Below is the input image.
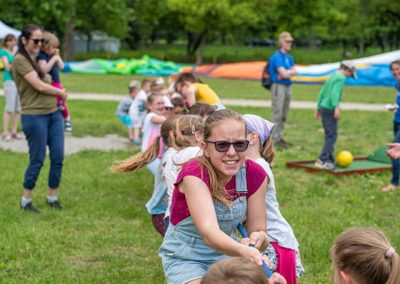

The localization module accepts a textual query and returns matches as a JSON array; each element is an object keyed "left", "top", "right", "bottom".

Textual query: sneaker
[
  {"left": 281, "top": 139, "right": 293, "bottom": 147},
  {"left": 131, "top": 139, "right": 141, "bottom": 146},
  {"left": 47, "top": 200, "right": 64, "bottom": 210},
  {"left": 21, "top": 202, "right": 41, "bottom": 213},
  {"left": 381, "top": 183, "right": 397, "bottom": 192},
  {"left": 274, "top": 139, "right": 288, "bottom": 149},
  {"left": 65, "top": 120, "right": 72, "bottom": 132},
  {"left": 314, "top": 159, "right": 325, "bottom": 169},
  {"left": 314, "top": 159, "right": 335, "bottom": 170},
  {"left": 324, "top": 161, "right": 336, "bottom": 170}
]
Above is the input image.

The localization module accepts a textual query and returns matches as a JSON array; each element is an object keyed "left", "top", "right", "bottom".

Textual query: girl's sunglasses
[
  {"left": 30, "top": 38, "right": 45, "bottom": 45},
  {"left": 205, "top": 140, "right": 249, "bottom": 152}
]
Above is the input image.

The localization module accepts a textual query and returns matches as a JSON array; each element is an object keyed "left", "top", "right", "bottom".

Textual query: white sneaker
[{"left": 314, "top": 159, "right": 335, "bottom": 170}]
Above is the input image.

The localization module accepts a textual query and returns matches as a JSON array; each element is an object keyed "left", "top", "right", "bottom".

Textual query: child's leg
[
  {"left": 133, "top": 127, "right": 140, "bottom": 141},
  {"left": 271, "top": 242, "right": 297, "bottom": 284},
  {"left": 56, "top": 96, "right": 70, "bottom": 120},
  {"left": 391, "top": 122, "right": 400, "bottom": 185},
  {"left": 319, "top": 108, "right": 337, "bottom": 162}
]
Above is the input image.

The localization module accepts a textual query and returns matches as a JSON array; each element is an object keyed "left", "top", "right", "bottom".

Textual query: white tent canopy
[{"left": 0, "top": 21, "right": 21, "bottom": 39}]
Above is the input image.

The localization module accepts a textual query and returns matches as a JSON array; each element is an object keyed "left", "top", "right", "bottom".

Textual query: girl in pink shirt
[{"left": 159, "top": 109, "right": 270, "bottom": 284}]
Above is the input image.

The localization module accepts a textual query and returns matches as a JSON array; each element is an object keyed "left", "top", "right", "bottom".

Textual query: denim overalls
[{"left": 159, "top": 166, "right": 247, "bottom": 284}]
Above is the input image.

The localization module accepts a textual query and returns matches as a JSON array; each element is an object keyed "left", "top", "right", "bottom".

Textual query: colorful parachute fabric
[
  {"left": 63, "top": 55, "right": 186, "bottom": 76},
  {"left": 184, "top": 50, "right": 400, "bottom": 87}
]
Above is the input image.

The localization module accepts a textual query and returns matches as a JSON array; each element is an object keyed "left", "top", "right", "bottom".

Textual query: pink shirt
[{"left": 170, "top": 159, "right": 267, "bottom": 225}]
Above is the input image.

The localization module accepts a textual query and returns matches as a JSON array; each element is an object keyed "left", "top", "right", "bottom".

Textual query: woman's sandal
[
  {"left": 11, "top": 133, "right": 23, "bottom": 140},
  {"left": 2, "top": 133, "right": 12, "bottom": 142}
]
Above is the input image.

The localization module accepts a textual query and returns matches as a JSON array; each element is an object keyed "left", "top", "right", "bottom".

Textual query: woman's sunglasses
[
  {"left": 205, "top": 140, "right": 249, "bottom": 152},
  {"left": 30, "top": 38, "right": 45, "bottom": 45}
]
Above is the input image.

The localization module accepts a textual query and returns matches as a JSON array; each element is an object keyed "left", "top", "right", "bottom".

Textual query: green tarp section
[{"left": 63, "top": 55, "right": 187, "bottom": 76}]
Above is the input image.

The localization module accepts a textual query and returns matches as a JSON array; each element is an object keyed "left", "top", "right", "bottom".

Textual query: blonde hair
[
  {"left": 112, "top": 116, "right": 177, "bottom": 173},
  {"left": 174, "top": 115, "right": 204, "bottom": 148},
  {"left": 197, "top": 109, "right": 246, "bottom": 207},
  {"left": 261, "top": 136, "right": 275, "bottom": 164},
  {"left": 42, "top": 31, "right": 59, "bottom": 51},
  {"left": 331, "top": 228, "right": 400, "bottom": 284},
  {"left": 162, "top": 115, "right": 180, "bottom": 147},
  {"left": 201, "top": 257, "right": 267, "bottom": 284}
]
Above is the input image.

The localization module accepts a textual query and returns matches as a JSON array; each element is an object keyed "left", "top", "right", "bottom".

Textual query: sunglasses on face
[
  {"left": 205, "top": 140, "right": 249, "bottom": 152},
  {"left": 30, "top": 38, "right": 45, "bottom": 45}
]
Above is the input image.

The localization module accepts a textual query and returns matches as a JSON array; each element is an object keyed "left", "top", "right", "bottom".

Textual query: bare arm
[
  {"left": 150, "top": 114, "right": 166, "bottom": 124},
  {"left": 1, "top": 56, "right": 12, "bottom": 72},
  {"left": 181, "top": 176, "right": 265, "bottom": 264},
  {"left": 277, "top": 67, "right": 295, "bottom": 79},
  {"left": 38, "top": 56, "right": 60, "bottom": 74},
  {"left": 23, "top": 71, "right": 67, "bottom": 100},
  {"left": 54, "top": 49, "right": 64, "bottom": 70},
  {"left": 246, "top": 177, "right": 268, "bottom": 251},
  {"left": 185, "top": 85, "right": 196, "bottom": 106}
]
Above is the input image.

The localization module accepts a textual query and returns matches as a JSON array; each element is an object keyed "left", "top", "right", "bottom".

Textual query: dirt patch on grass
[{"left": 0, "top": 134, "right": 131, "bottom": 155}]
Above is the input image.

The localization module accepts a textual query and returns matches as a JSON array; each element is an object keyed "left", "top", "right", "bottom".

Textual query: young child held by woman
[{"left": 37, "top": 31, "right": 71, "bottom": 131}]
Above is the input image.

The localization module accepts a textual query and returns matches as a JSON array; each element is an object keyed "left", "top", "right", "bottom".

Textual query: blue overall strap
[
  {"left": 237, "top": 224, "right": 273, "bottom": 279},
  {"left": 235, "top": 164, "right": 247, "bottom": 194}
]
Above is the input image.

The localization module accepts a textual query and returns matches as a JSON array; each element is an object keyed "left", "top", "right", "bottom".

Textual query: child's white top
[
  {"left": 129, "top": 90, "right": 147, "bottom": 117},
  {"left": 141, "top": 112, "right": 163, "bottom": 152},
  {"left": 164, "top": 146, "right": 202, "bottom": 218},
  {"left": 255, "top": 157, "right": 299, "bottom": 250}
]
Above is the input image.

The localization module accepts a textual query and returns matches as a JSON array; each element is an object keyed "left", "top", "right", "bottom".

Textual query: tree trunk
[
  {"left": 358, "top": 38, "right": 365, "bottom": 55},
  {"left": 340, "top": 40, "right": 346, "bottom": 59},
  {"left": 62, "top": 18, "right": 75, "bottom": 61},
  {"left": 86, "top": 32, "right": 92, "bottom": 53},
  {"left": 196, "top": 34, "right": 207, "bottom": 66},
  {"left": 187, "top": 32, "right": 193, "bottom": 55}
]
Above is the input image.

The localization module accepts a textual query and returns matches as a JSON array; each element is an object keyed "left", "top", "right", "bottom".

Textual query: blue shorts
[{"left": 117, "top": 114, "right": 132, "bottom": 128}]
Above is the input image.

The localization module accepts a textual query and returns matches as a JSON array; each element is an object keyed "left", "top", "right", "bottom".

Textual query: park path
[
  {"left": 54, "top": 92, "right": 387, "bottom": 112},
  {"left": 0, "top": 90, "right": 388, "bottom": 155},
  {"left": 0, "top": 89, "right": 387, "bottom": 111}
]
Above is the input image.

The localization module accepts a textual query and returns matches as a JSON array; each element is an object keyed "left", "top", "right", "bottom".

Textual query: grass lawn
[
  {"left": 1, "top": 97, "right": 399, "bottom": 283},
  {"left": 0, "top": 71, "right": 395, "bottom": 104}
]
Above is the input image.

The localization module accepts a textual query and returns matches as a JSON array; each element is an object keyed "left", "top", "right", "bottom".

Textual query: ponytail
[
  {"left": 331, "top": 228, "right": 400, "bottom": 284},
  {"left": 260, "top": 136, "right": 275, "bottom": 164},
  {"left": 112, "top": 138, "right": 160, "bottom": 173},
  {"left": 17, "top": 24, "right": 45, "bottom": 79}
]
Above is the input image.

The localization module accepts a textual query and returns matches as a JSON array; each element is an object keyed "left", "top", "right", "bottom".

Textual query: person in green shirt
[
  {"left": 314, "top": 61, "right": 356, "bottom": 170},
  {"left": 1, "top": 34, "right": 21, "bottom": 142},
  {"left": 12, "top": 24, "right": 68, "bottom": 213}
]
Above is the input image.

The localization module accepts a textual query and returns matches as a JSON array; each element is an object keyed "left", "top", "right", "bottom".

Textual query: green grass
[
  {"left": 72, "top": 44, "right": 388, "bottom": 65},
  {"left": 1, "top": 97, "right": 399, "bottom": 283},
  {"left": 2, "top": 72, "right": 392, "bottom": 104}
]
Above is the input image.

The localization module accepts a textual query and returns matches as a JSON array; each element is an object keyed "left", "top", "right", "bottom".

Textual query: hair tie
[{"left": 386, "top": 246, "right": 395, "bottom": 258}]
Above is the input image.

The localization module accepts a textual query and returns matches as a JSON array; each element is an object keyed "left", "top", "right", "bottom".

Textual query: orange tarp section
[
  {"left": 208, "top": 61, "right": 265, "bottom": 79},
  {"left": 182, "top": 62, "right": 266, "bottom": 80}
]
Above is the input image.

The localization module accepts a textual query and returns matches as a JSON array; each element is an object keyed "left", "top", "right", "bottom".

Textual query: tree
[
  {"left": 168, "top": 0, "right": 268, "bottom": 65},
  {"left": 76, "top": 0, "right": 132, "bottom": 53},
  {"left": 1, "top": 0, "right": 132, "bottom": 59}
]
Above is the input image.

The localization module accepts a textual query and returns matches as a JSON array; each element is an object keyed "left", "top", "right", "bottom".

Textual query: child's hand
[
  {"left": 334, "top": 107, "right": 341, "bottom": 119},
  {"left": 240, "top": 244, "right": 264, "bottom": 266},
  {"left": 269, "top": 272, "right": 287, "bottom": 284},
  {"left": 248, "top": 230, "right": 268, "bottom": 251},
  {"left": 314, "top": 109, "right": 320, "bottom": 119},
  {"left": 53, "top": 48, "right": 60, "bottom": 56},
  {"left": 59, "top": 89, "right": 68, "bottom": 101}
]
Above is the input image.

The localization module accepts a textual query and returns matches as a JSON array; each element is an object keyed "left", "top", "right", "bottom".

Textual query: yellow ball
[{"left": 336, "top": 151, "right": 353, "bottom": 168}]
